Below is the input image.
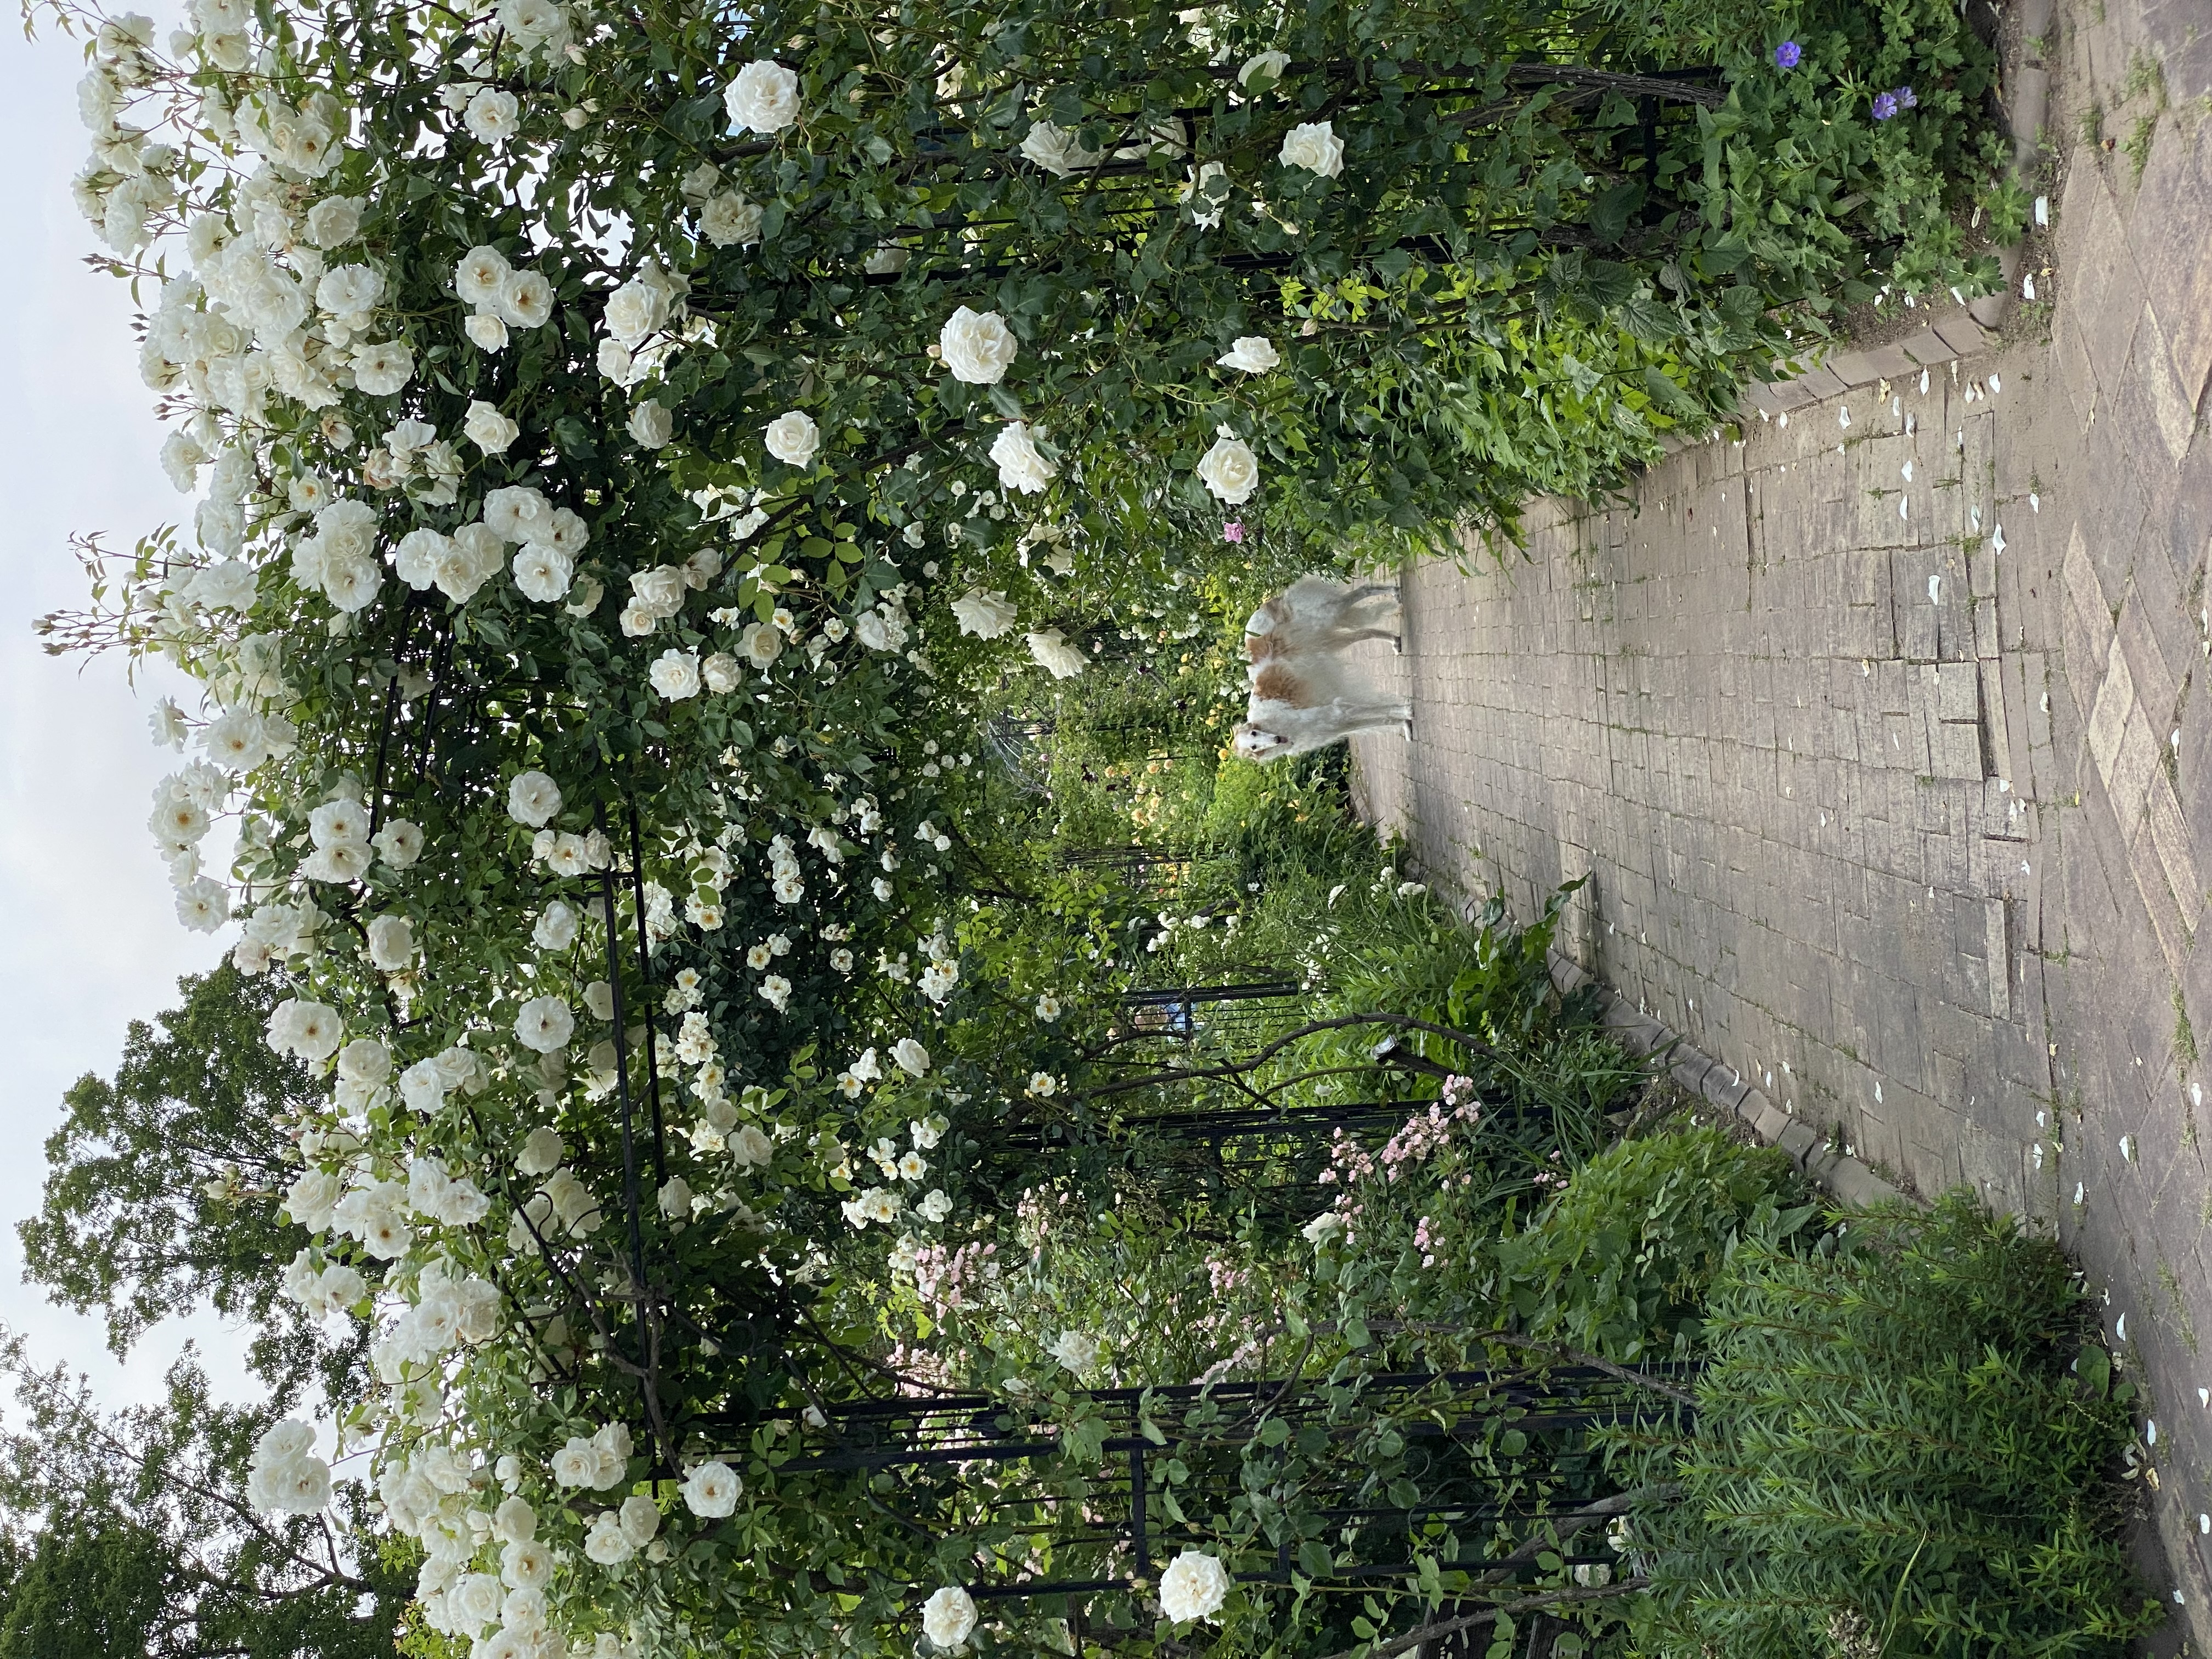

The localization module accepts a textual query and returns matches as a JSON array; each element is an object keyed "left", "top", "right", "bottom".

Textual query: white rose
[
  {"left": 922, "top": 1585, "right": 978, "bottom": 1650},
  {"left": 516, "top": 1125, "right": 565, "bottom": 1178},
  {"left": 583, "top": 1511, "right": 633, "bottom": 1565},
  {"left": 681, "top": 1459, "right": 741, "bottom": 1518},
  {"left": 511, "top": 544, "right": 574, "bottom": 602},
  {"left": 532, "top": 900, "right": 578, "bottom": 952},
  {"left": 764, "top": 410, "right": 819, "bottom": 467},
  {"left": 950, "top": 588, "right": 1017, "bottom": 639},
  {"left": 738, "top": 620, "right": 783, "bottom": 668},
  {"left": 464, "top": 400, "right": 521, "bottom": 454},
  {"left": 1158, "top": 1549, "right": 1231, "bottom": 1623},
  {"left": 374, "top": 818, "right": 424, "bottom": 867},
  {"left": 464, "top": 87, "right": 520, "bottom": 143},
  {"left": 465, "top": 310, "right": 510, "bottom": 351},
  {"left": 1026, "top": 627, "right": 1088, "bottom": 679},
  {"left": 352, "top": 341, "right": 415, "bottom": 396},
  {"left": 514, "top": 995, "right": 574, "bottom": 1054},
  {"left": 628, "top": 399, "right": 674, "bottom": 449},
  {"left": 1218, "top": 335, "right": 1280, "bottom": 374},
  {"left": 988, "top": 421, "right": 1056, "bottom": 494},
  {"left": 1238, "top": 49, "right": 1290, "bottom": 89},
  {"left": 702, "top": 652, "right": 741, "bottom": 692},
  {"left": 454, "top": 245, "right": 511, "bottom": 307},
  {"left": 650, "top": 648, "right": 702, "bottom": 700},
  {"left": 303, "top": 195, "right": 363, "bottom": 247},
  {"left": 724, "top": 60, "right": 801, "bottom": 134},
  {"left": 1018, "top": 119, "right": 1102, "bottom": 177},
  {"left": 602, "top": 280, "right": 666, "bottom": 347},
  {"left": 698, "top": 191, "right": 763, "bottom": 247},
  {"left": 1048, "top": 1329, "right": 1100, "bottom": 1373},
  {"left": 938, "top": 306, "right": 1018, "bottom": 385},
  {"left": 496, "top": 268, "right": 554, "bottom": 329},
  {"left": 1279, "top": 119, "right": 1344, "bottom": 177},
  {"left": 506, "top": 769, "right": 562, "bottom": 827},
  {"left": 366, "top": 913, "right": 414, "bottom": 970},
  {"left": 890, "top": 1037, "right": 930, "bottom": 1077},
  {"left": 1197, "top": 430, "right": 1260, "bottom": 504}
]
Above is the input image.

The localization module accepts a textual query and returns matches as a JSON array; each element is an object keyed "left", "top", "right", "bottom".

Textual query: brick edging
[{"left": 1545, "top": 950, "right": 1911, "bottom": 1209}]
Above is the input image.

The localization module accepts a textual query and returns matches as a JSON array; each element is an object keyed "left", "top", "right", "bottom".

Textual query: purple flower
[
  {"left": 1222, "top": 521, "right": 1246, "bottom": 544},
  {"left": 1895, "top": 84, "right": 1918, "bottom": 108},
  {"left": 1871, "top": 91, "right": 1899, "bottom": 120},
  {"left": 1773, "top": 40, "right": 1801, "bottom": 68}
]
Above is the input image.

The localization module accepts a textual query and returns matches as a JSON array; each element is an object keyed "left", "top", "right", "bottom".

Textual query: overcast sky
[{"left": 0, "top": 12, "right": 264, "bottom": 1409}]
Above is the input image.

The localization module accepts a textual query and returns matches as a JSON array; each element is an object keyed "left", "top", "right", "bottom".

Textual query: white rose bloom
[
  {"left": 583, "top": 1511, "right": 633, "bottom": 1565},
  {"left": 939, "top": 306, "right": 1018, "bottom": 385},
  {"left": 448, "top": 1572, "right": 503, "bottom": 1635},
  {"left": 1184, "top": 160, "right": 1231, "bottom": 227},
  {"left": 732, "top": 622, "right": 782, "bottom": 667},
  {"left": 1197, "top": 430, "right": 1261, "bottom": 504},
  {"left": 464, "top": 87, "right": 520, "bottom": 143},
  {"left": 395, "top": 528, "right": 450, "bottom": 590},
  {"left": 496, "top": 268, "right": 554, "bottom": 329},
  {"left": 724, "top": 60, "right": 801, "bottom": 134},
  {"left": 337, "top": 1036, "right": 392, "bottom": 1085},
  {"left": 702, "top": 651, "right": 741, "bottom": 692},
  {"left": 316, "top": 264, "right": 384, "bottom": 324},
  {"left": 1302, "top": 1210, "right": 1346, "bottom": 1244},
  {"left": 267, "top": 998, "right": 344, "bottom": 1063},
  {"left": 1279, "top": 119, "right": 1344, "bottom": 177},
  {"left": 891, "top": 1037, "right": 931, "bottom": 1077},
  {"left": 246, "top": 1419, "right": 332, "bottom": 1514},
  {"left": 628, "top": 399, "right": 674, "bottom": 449},
  {"left": 374, "top": 818, "right": 425, "bottom": 867},
  {"left": 465, "top": 310, "right": 510, "bottom": 351},
  {"left": 284, "top": 1169, "right": 342, "bottom": 1232},
  {"left": 464, "top": 400, "right": 521, "bottom": 453},
  {"left": 455, "top": 245, "right": 512, "bottom": 307},
  {"left": 1238, "top": 49, "right": 1290, "bottom": 88},
  {"left": 532, "top": 901, "right": 579, "bottom": 952},
  {"left": 366, "top": 912, "right": 414, "bottom": 970},
  {"left": 1019, "top": 120, "right": 1102, "bottom": 176},
  {"left": 950, "top": 588, "right": 1017, "bottom": 639},
  {"left": 550, "top": 1435, "right": 599, "bottom": 1487},
  {"left": 1026, "top": 627, "right": 1088, "bottom": 679},
  {"left": 174, "top": 876, "right": 230, "bottom": 932},
  {"left": 1218, "top": 335, "right": 1281, "bottom": 374},
  {"left": 512, "top": 544, "right": 575, "bottom": 602},
  {"left": 492, "top": 1496, "right": 537, "bottom": 1544},
  {"left": 514, "top": 995, "right": 574, "bottom": 1053},
  {"left": 921, "top": 1585, "right": 978, "bottom": 1650},
  {"left": 988, "top": 421, "right": 1056, "bottom": 494},
  {"left": 699, "top": 191, "right": 763, "bottom": 247},
  {"left": 516, "top": 1125, "right": 565, "bottom": 1176},
  {"left": 1159, "top": 1549, "right": 1232, "bottom": 1622},
  {"left": 500, "top": 1538, "right": 554, "bottom": 1589},
  {"left": 681, "top": 1459, "right": 741, "bottom": 1517},
  {"left": 507, "top": 770, "right": 562, "bottom": 827},
  {"left": 304, "top": 195, "right": 363, "bottom": 247},
  {"left": 764, "top": 410, "right": 819, "bottom": 467},
  {"left": 352, "top": 341, "right": 415, "bottom": 396},
  {"left": 1048, "top": 1329, "right": 1101, "bottom": 1373},
  {"left": 602, "top": 280, "right": 665, "bottom": 347},
  {"left": 864, "top": 244, "right": 910, "bottom": 275},
  {"left": 650, "top": 648, "right": 702, "bottom": 700}
]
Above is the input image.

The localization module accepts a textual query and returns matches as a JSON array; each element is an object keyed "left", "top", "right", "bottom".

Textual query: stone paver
[{"left": 1350, "top": 23, "right": 2212, "bottom": 1630}]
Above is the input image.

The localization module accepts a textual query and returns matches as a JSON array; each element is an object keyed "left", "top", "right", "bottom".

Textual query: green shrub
[
  {"left": 1497, "top": 1124, "right": 1816, "bottom": 1362},
  {"left": 1623, "top": 1194, "right": 2161, "bottom": 1657}
]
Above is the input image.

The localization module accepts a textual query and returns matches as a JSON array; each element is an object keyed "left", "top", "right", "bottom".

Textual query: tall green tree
[{"left": 21, "top": 964, "right": 352, "bottom": 1402}]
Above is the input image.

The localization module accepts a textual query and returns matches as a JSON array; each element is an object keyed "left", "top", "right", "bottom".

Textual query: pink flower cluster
[
  {"left": 1314, "top": 1079, "right": 1484, "bottom": 1249},
  {"left": 913, "top": 1239, "right": 996, "bottom": 1318}
]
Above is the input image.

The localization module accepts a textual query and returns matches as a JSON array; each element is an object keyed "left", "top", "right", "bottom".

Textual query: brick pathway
[{"left": 1351, "top": 16, "right": 2212, "bottom": 1626}]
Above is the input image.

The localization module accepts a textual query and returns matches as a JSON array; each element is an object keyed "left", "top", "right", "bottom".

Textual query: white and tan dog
[{"left": 1232, "top": 577, "right": 1410, "bottom": 761}]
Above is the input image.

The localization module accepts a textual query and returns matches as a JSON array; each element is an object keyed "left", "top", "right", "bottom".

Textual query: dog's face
[{"left": 1232, "top": 724, "right": 1290, "bottom": 760}]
